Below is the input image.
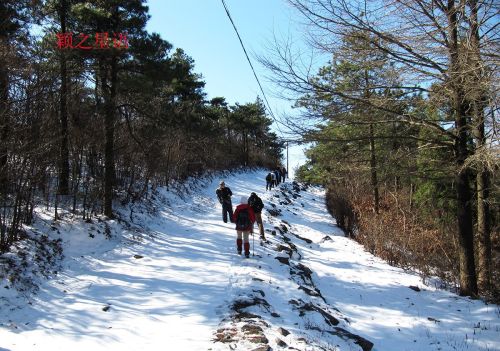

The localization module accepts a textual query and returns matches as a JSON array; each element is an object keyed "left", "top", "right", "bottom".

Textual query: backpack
[
  {"left": 249, "top": 195, "right": 263, "bottom": 212},
  {"left": 236, "top": 208, "right": 251, "bottom": 230},
  {"left": 266, "top": 173, "right": 272, "bottom": 182}
]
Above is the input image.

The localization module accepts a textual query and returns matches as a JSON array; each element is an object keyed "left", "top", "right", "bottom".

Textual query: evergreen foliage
[
  {"left": 284, "top": 8, "right": 499, "bottom": 299},
  {"left": 0, "top": 1, "right": 282, "bottom": 252}
]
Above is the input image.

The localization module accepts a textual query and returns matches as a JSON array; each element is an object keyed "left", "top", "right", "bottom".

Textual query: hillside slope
[{"left": 0, "top": 170, "right": 498, "bottom": 351}]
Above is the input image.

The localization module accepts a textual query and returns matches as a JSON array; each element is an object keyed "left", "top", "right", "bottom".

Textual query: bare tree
[{"left": 261, "top": 0, "right": 499, "bottom": 296}]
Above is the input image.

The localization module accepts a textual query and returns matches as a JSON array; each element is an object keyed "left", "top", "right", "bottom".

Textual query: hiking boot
[
  {"left": 244, "top": 252, "right": 250, "bottom": 258},
  {"left": 236, "top": 239, "right": 242, "bottom": 254},
  {"left": 244, "top": 242, "right": 250, "bottom": 256}
]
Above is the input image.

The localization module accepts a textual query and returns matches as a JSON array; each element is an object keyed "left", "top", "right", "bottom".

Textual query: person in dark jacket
[
  {"left": 271, "top": 171, "right": 276, "bottom": 188},
  {"left": 248, "top": 192, "right": 265, "bottom": 240},
  {"left": 265, "top": 172, "right": 273, "bottom": 191},
  {"left": 281, "top": 166, "right": 287, "bottom": 182},
  {"left": 233, "top": 196, "right": 256, "bottom": 257},
  {"left": 216, "top": 180, "right": 233, "bottom": 223}
]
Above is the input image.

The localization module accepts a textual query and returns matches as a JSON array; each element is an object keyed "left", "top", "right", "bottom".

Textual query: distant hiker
[
  {"left": 281, "top": 166, "right": 287, "bottom": 182},
  {"left": 216, "top": 181, "right": 233, "bottom": 223},
  {"left": 233, "top": 195, "right": 256, "bottom": 258},
  {"left": 274, "top": 169, "right": 281, "bottom": 185},
  {"left": 271, "top": 172, "right": 276, "bottom": 188},
  {"left": 248, "top": 192, "right": 265, "bottom": 240},
  {"left": 265, "top": 172, "right": 273, "bottom": 191}
]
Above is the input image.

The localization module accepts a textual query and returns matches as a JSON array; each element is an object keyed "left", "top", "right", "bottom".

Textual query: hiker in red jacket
[{"left": 233, "top": 195, "right": 256, "bottom": 258}]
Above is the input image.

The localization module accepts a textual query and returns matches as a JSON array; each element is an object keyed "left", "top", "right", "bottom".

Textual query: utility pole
[{"left": 286, "top": 141, "right": 289, "bottom": 179}]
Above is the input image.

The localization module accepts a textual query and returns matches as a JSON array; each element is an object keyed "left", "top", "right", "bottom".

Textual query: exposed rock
[
  {"left": 295, "top": 263, "right": 313, "bottom": 278},
  {"left": 234, "top": 312, "right": 260, "bottom": 321},
  {"left": 298, "top": 302, "right": 339, "bottom": 326},
  {"left": 133, "top": 254, "right": 143, "bottom": 259},
  {"left": 261, "top": 320, "right": 270, "bottom": 327},
  {"left": 409, "top": 285, "right": 421, "bottom": 292},
  {"left": 253, "top": 289, "right": 265, "bottom": 297},
  {"left": 248, "top": 335, "right": 269, "bottom": 344},
  {"left": 250, "top": 346, "right": 270, "bottom": 351},
  {"left": 275, "top": 338, "right": 287, "bottom": 347},
  {"left": 213, "top": 327, "right": 238, "bottom": 343},
  {"left": 268, "top": 208, "right": 281, "bottom": 217},
  {"left": 232, "top": 296, "right": 270, "bottom": 311},
  {"left": 291, "top": 233, "right": 313, "bottom": 244},
  {"left": 242, "top": 324, "right": 263, "bottom": 335},
  {"left": 298, "top": 285, "right": 323, "bottom": 299},
  {"left": 321, "top": 235, "right": 332, "bottom": 242},
  {"left": 275, "top": 256, "right": 290, "bottom": 265},
  {"left": 276, "top": 245, "right": 293, "bottom": 257},
  {"left": 331, "top": 327, "right": 374, "bottom": 351},
  {"left": 277, "top": 327, "right": 290, "bottom": 336}
]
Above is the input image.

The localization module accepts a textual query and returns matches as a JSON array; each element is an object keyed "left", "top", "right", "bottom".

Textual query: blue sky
[{"left": 145, "top": 0, "right": 309, "bottom": 176}]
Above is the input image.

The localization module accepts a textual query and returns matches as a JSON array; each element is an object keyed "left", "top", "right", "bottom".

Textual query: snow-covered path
[{"left": 0, "top": 170, "right": 498, "bottom": 351}]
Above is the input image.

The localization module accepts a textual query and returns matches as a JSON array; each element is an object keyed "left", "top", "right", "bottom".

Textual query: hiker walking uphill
[
  {"left": 216, "top": 181, "right": 233, "bottom": 223},
  {"left": 281, "top": 166, "right": 287, "bottom": 182},
  {"left": 248, "top": 192, "right": 265, "bottom": 241},
  {"left": 265, "top": 172, "right": 273, "bottom": 191},
  {"left": 233, "top": 196, "right": 256, "bottom": 258}
]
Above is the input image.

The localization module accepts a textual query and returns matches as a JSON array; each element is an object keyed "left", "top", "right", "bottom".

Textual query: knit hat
[{"left": 240, "top": 195, "right": 247, "bottom": 204}]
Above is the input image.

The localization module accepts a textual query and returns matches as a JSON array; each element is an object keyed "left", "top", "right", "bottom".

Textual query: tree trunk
[
  {"left": 0, "top": 57, "right": 8, "bottom": 194},
  {"left": 103, "top": 56, "right": 117, "bottom": 218},
  {"left": 476, "top": 162, "right": 491, "bottom": 292},
  {"left": 469, "top": 0, "right": 491, "bottom": 294},
  {"left": 365, "top": 70, "right": 379, "bottom": 213},
  {"left": 244, "top": 132, "right": 249, "bottom": 166},
  {"left": 447, "top": 0, "right": 477, "bottom": 296},
  {"left": 369, "top": 121, "right": 379, "bottom": 213},
  {"left": 58, "top": 0, "right": 70, "bottom": 195}
]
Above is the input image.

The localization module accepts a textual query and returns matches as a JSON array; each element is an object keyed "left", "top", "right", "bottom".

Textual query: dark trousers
[
  {"left": 266, "top": 181, "right": 272, "bottom": 190},
  {"left": 222, "top": 201, "right": 233, "bottom": 223},
  {"left": 254, "top": 212, "right": 265, "bottom": 239}
]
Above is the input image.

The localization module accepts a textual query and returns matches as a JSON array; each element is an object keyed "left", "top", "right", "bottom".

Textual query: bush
[
  {"left": 325, "top": 187, "right": 357, "bottom": 237},
  {"left": 326, "top": 187, "right": 461, "bottom": 289}
]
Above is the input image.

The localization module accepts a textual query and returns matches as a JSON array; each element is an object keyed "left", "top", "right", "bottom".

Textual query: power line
[{"left": 220, "top": 0, "right": 286, "bottom": 137}]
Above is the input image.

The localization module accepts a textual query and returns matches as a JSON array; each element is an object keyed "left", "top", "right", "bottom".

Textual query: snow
[{"left": 0, "top": 169, "right": 498, "bottom": 351}]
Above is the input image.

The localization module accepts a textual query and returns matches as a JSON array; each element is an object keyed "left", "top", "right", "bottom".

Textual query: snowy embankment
[{"left": 0, "top": 169, "right": 498, "bottom": 351}]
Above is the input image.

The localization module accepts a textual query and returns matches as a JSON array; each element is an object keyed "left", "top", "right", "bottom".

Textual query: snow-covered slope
[{"left": 0, "top": 170, "right": 498, "bottom": 351}]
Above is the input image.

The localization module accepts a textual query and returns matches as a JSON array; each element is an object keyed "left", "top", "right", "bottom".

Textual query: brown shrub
[{"left": 326, "top": 187, "right": 461, "bottom": 289}]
